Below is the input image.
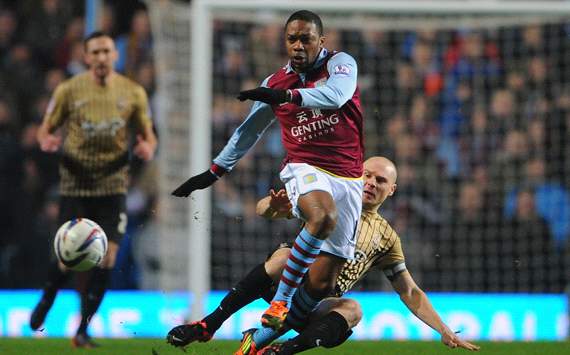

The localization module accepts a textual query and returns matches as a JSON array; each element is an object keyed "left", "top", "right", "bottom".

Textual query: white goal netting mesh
[{"left": 149, "top": 1, "right": 570, "bottom": 293}]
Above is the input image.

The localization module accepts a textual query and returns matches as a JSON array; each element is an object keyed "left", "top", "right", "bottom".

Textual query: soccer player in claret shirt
[
  {"left": 168, "top": 157, "right": 480, "bottom": 354},
  {"left": 171, "top": 9, "right": 364, "bottom": 351},
  {"left": 30, "top": 31, "right": 157, "bottom": 348}
]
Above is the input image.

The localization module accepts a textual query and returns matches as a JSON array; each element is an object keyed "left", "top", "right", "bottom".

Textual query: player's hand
[
  {"left": 269, "top": 189, "right": 292, "bottom": 214},
  {"left": 441, "top": 329, "right": 480, "bottom": 351},
  {"left": 171, "top": 164, "right": 226, "bottom": 197},
  {"left": 237, "top": 87, "right": 288, "bottom": 105},
  {"left": 38, "top": 133, "right": 62, "bottom": 153},
  {"left": 133, "top": 134, "right": 155, "bottom": 161}
]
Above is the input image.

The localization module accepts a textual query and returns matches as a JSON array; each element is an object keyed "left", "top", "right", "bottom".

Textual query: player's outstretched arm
[
  {"left": 256, "top": 189, "right": 292, "bottom": 219},
  {"left": 173, "top": 76, "right": 277, "bottom": 198},
  {"left": 391, "top": 271, "right": 480, "bottom": 351},
  {"left": 171, "top": 163, "right": 226, "bottom": 197}
]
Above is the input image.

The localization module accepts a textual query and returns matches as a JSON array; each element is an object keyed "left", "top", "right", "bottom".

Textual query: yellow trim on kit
[{"left": 314, "top": 166, "right": 364, "bottom": 181}]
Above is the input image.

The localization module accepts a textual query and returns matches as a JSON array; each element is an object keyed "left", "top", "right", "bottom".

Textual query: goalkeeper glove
[
  {"left": 171, "top": 163, "right": 226, "bottom": 197},
  {"left": 237, "top": 87, "right": 292, "bottom": 105}
]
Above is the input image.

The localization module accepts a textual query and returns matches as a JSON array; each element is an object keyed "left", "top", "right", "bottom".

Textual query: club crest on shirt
[
  {"left": 303, "top": 173, "right": 317, "bottom": 184},
  {"left": 117, "top": 98, "right": 128, "bottom": 111},
  {"left": 73, "top": 99, "right": 88, "bottom": 109}
]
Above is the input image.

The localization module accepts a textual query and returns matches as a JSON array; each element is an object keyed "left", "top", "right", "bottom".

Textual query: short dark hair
[
  {"left": 83, "top": 31, "right": 111, "bottom": 50},
  {"left": 285, "top": 10, "right": 323, "bottom": 36}
]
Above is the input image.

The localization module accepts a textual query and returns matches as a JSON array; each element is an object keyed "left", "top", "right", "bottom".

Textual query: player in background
[
  {"left": 30, "top": 31, "right": 157, "bottom": 348},
  {"left": 168, "top": 157, "right": 480, "bottom": 354},
  {"left": 172, "top": 10, "right": 364, "bottom": 348}
]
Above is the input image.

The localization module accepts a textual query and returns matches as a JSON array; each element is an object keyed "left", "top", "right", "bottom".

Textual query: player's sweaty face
[
  {"left": 285, "top": 20, "right": 324, "bottom": 72},
  {"left": 362, "top": 161, "right": 396, "bottom": 209},
  {"left": 85, "top": 37, "right": 117, "bottom": 79}
]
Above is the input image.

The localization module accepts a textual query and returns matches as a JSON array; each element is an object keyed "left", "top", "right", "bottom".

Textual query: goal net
[{"left": 147, "top": 0, "right": 570, "bottom": 314}]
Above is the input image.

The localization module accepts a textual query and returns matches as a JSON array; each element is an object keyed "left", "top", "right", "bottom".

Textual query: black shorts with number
[{"left": 59, "top": 194, "right": 127, "bottom": 243}]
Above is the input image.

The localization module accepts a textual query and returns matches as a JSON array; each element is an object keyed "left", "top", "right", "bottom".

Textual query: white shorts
[{"left": 279, "top": 163, "right": 363, "bottom": 259}]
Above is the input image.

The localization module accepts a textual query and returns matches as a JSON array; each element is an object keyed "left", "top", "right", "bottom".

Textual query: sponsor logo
[
  {"left": 334, "top": 64, "right": 351, "bottom": 75},
  {"left": 291, "top": 110, "right": 340, "bottom": 142},
  {"left": 81, "top": 118, "right": 125, "bottom": 138}
]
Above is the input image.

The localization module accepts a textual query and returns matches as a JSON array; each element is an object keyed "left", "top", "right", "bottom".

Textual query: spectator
[
  {"left": 438, "top": 182, "right": 491, "bottom": 291},
  {"left": 458, "top": 105, "right": 495, "bottom": 174},
  {"left": 504, "top": 157, "right": 570, "bottom": 249},
  {"left": 65, "top": 40, "right": 86, "bottom": 75},
  {"left": 115, "top": 8, "right": 153, "bottom": 78},
  {"left": 0, "top": 9, "right": 18, "bottom": 59},
  {"left": 527, "top": 119, "right": 546, "bottom": 157},
  {"left": 248, "top": 23, "right": 284, "bottom": 81},
  {"left": 53, "top": 16, "right": 84, "bottom": 69},
  {"left": 489, "top": 129, "right": 529, "bottom": 205},
  {"left": 411, "top": 39, "right": 443, "bottom": 97},
  {"left": 501, "top": 189, "right": 563, "bottom": 292},
  {"left": 488, "top": 88, "right": 518, "bottom": 133},
  {"left": 43, "top": 68, "right": 66, "bottom": 94},
  {"left": 524, "top": 56, "right": 553, "bottom": 118},
  {"left": 3, "top": 43, "right": 42, "bottom": 125},
  {"left": 97, "top": 4, "right": 116, "bottom": 36},
  {"left": 0, "top": 99, "right": 23, "bottom": 287},
  {"left": 214, "top": 37, "right": 250, "bottom": 94},
  {"left": 393, "top": 134, "right": 443, "bottom": 226},
  {"left": 24, "top": 0, "right": 72, "bottom": 69}
]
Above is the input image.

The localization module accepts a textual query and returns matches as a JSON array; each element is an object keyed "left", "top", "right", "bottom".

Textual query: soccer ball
[{"left": 54, "top": 218, "right": 108, "bottom": 271}]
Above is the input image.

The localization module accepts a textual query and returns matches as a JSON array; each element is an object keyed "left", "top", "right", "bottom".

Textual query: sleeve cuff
[
  {"left": 210, "top": 163, "right": 227, "bottom": 178},
  {"left": 289, "top": 89, "right": 302, "bottom": 105}
]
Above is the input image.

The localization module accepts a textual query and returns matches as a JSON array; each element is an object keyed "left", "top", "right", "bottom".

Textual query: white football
[{"left": 54, "top": 218, "right": 108, "bottom": 271}]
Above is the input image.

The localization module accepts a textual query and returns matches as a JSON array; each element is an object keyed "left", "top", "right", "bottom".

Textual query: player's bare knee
[
  {"left": 306, "top": 210, "right": 337, "bottom": 237},
  {"left": 330, "top": 299, "right": 361, "bottom": 328},
  {"left": 344, "top": 299, "right": 363, "bottom": 327}
]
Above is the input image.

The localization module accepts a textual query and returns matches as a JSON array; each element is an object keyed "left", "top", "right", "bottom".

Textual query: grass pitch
[{"left": 0, "top": 338, "right": 568, "bottom": 355}]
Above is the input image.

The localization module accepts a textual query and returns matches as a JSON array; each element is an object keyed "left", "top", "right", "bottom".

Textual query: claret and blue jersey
[{"left": 214, "top": 48, "right": 364, "bottom": 178}]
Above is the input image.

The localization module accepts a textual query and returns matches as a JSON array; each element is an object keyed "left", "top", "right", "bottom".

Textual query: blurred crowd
[
  {"left": 0, "top": 0, "right": 157, "bottom": 289},
  {"left": 0, "top": 0, "right": 568, "bottom": 294},
  {"left": 209, "top": 18, "right": 570, "bottom": 293}
]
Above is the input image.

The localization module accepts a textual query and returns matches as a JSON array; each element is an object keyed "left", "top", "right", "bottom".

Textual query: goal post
[{"left": 148, "top": 0, "right": 570, "bottom": 322}]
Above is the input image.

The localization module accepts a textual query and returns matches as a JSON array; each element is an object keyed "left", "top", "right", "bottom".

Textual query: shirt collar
[{"left": 285, "top": 48, "right": 329, "bottom": 74}]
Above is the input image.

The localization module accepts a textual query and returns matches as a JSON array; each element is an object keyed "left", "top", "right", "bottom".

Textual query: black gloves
[
  {"left": 237, "top": 87, "right": 289, "bottom": 105},
  {"left": 171, "top": 164, "right": 226, "bottom": 197}
]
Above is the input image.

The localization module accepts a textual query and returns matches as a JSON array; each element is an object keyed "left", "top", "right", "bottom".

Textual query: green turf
[{"left": 0, "top": 338, "right": 569, "bottom": 355}]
